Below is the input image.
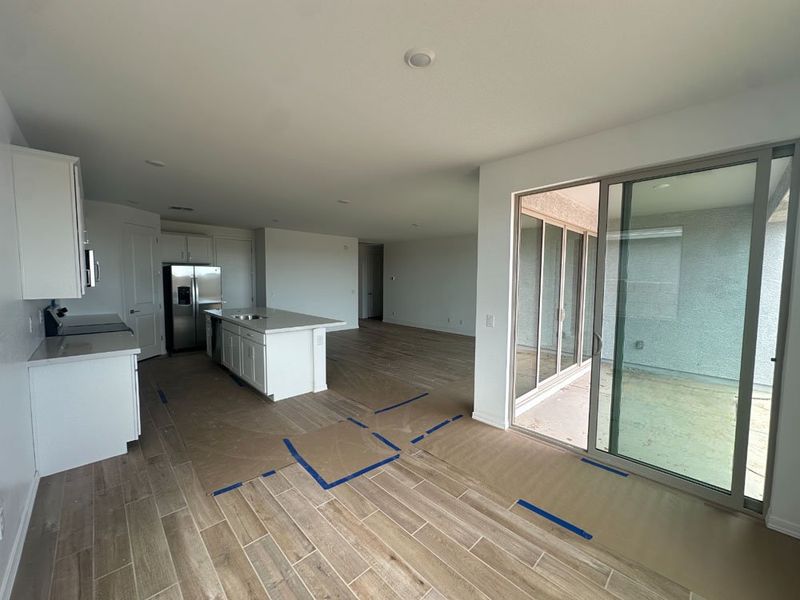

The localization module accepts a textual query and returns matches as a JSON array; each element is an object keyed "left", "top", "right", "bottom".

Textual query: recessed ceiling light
[
  {"left": 168, "top": 205, "right": 194, "bottom": 212},
  {"left": 145, "top": 159, "right": 166, "bottom": 167},
  {"left": 411, "top": 223, "right": 420, "bottom": 228},
  {"left": 404, "top": 48, "right": 435, "bottom": 69},
  {"left": 337, "top": 200, "right": 350, "bottom": 204},
  {"left": 653, "top": 182, "right": 671, "bottom": 190},
  {"left": 272, "top": 219, "right": 280, "bottom": 223}
]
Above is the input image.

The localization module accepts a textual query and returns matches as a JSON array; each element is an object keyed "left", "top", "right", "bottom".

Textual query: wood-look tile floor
[{"left": 11, "top": 321, "right": 694, "bottom": 600}]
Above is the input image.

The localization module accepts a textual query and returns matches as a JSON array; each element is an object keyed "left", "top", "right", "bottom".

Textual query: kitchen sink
[{"left": 232, "top": 314, "right": 264, "bottom": 320}]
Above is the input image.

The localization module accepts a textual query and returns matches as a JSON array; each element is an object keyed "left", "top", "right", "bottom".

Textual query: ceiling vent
[{"left": 168, "top": 206, "right": 194, "bottom": 212}]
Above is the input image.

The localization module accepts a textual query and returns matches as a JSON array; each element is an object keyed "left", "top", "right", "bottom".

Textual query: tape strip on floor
[
  {"left": 283, "top": 438, "right": 399, "bottom": 490},
  {"left": 516, "top": 498, "right": 593, "bottom": 540},
  {"left": 373, "top": 392, "right": 429, "bottom": 415},
  {"left": 580, "top": 457, "right": 629, "bottom": 477}
]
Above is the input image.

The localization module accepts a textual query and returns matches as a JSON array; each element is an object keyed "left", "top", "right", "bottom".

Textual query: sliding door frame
[{"left": 509, "top": 139, "right": 800, "bottom": 516}]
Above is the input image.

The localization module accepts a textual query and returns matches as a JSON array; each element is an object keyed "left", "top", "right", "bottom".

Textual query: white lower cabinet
[
  {"left": 220, "top": 321, "right": 267, "bottom": 394},
  {"left": 29, "top": 354, "right": 140, "bottom": 476}
]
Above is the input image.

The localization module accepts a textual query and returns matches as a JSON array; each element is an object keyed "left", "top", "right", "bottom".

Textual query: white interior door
[
  {"left": 122, "top": 224, "right": 161, "bottom": 360},
  {"left": 214, "top": 237, "right": 254, "bottom": 309}
]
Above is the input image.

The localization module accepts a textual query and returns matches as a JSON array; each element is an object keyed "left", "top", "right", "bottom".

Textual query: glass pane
[
  {"left": 561, "top": 231, "right": 583, "bottom": 369},
  {"left": 582, "top": 235, "right": 598, "bottom": 360},
  {"left": 597, "top": 161, "right": 757, "bottom": 491},
  {"left": 514, "top": 214, "right": 543, "bottom": 398},
  {"left": 539, "top": 223, "right": 563, "bottom": 382},
  {"left": 746, "top": 155, "right": 793, "bottom": 500}
]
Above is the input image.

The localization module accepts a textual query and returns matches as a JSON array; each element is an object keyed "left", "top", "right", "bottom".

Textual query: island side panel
[
  {"left": 312, "top": 327, "right": 327, "bottom": 393},
  {"left": 266, "top": 329, "right": 315, "bottom": 400}
]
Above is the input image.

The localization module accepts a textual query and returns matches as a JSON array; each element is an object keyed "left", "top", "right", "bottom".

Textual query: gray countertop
[
  {"left": 205, "top": 307, "right": 345, "bottom": 334},
  {"left": 28, "top": 331, "right": 141, "bottom": 366}
]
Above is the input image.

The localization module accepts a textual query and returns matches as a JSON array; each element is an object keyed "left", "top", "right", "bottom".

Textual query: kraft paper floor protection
[
  {"left": 285, "top": 419, "right": 398, "bottom": 486},
  {"left": 418, "top": 418, "right": 800, "bottom": 600},
  {"left": 140, "top": 354, "right": 295, "bottom": 494},
  {"left": 326, "top": 357, "right": 427, "bottom": 411}
]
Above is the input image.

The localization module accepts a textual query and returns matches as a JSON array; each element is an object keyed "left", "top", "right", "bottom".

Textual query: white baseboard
[
  {"left": 766, "top": 512, "right": 800, "bottom": 540},
  {"left": 382, "top": 317, "right": 475, "bottom": 338},
  {"left": 0, "top": 472, "right": 40, "bottom": 600},
  {"left": 471, "top": 410, "right": 508, "bottom": 430}
]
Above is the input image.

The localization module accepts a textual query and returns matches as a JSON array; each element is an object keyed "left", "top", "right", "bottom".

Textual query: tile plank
[
  {"left": 126, "top": 495, "right": 178, "bottom": 599},
  {"left": 246, "top": 535, "right": 313, "bottom": 600},
  {"left": 293, "top": 552, "right": 357, "bottom": 600},
  {"left": 535, "top": 553, "right": 617, "bottom": 600},
  {"left": 94, "top": 456, "right": 122, "bottom": 493},
  {"left": 162, "top": 508, "right": 225, "bottom": 600},
  {"left": 281, "top": 463, "right": 332, "bottom": 506},
  {"left": 120, "top": 443, "right": 152, "bottom": 504},
  {"left": 329, "top": 483, "right": 377, "bottom": 520},
  {"left": 145, "top": 454, "right": 186, "bottom": 517},
  {"left": 397, "top": 455, "right": 467, "bottom": 497},
  {"left": 349, "top": 475, "right": 425, "bottom": 534},
  {"left": 414, "top": 524, "right": 530, "bottom": 600},
  {"left": 362, "top": 511, "right": 486, "bottom": 600},
  {"left": 319, "top": 499, "right": 430, "bottom": 600},
  {"left": 350, "top": 569, "right": 402, "bottom": 600},
  {"left": 470, "top": 538, "right": 565, "bottom": 600},
  {"left": 276, "top": 488, "right": 367, "bottom": 583},
  {"left": 93, "top": 485, "right": 131, "bottom": 578},
  {"left": 50, "top": 547, "right": 92, "bottom": 600},
  {"left": 239, "top": 480, "right": 314, "bottom": 563},
  {"left": 140, "top": 418, "right": 167, "bottom": 460},
  {"left": 261, "top": 470, "right": 293, "bottom": 496},
  {"left": 159, "top": 426, "right": 189, "bottom": 466},
  {"left": 96, "top": 564, "right": 137, "bottom": 600},
  {"left": 215, "top": 488, "right": 267, "bottom": 546},
  {"left": 56, "top": 467, "right": 93, "bottom": 560},
  {"left": 201, "top": 521, "right": 269, "bottom": 600},
  {"left": 172, "top": 461, "right": 224, "bottom": 531}
]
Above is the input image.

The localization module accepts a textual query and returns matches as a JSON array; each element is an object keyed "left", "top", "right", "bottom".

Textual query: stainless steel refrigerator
[{"left": 163, "top": 265, "right": 222, "bottom": 351}]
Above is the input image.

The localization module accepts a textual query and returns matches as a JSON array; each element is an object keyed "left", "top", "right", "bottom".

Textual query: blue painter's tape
[
  {"left": 516, "top": 499, "right": 593, "bottom": 540},
  {"left": 283, "top": 438, "right": 399, "bottom": 490},
  {"left": 372, "top": 432, "right": 401, "bottom": 452},
  {"left": 425, "top": 419, "right": 451, "bottom": 435},
  {"left": 347, "top": 417, "right": 369, "bottom": 429},
  {"left": 261, "top": 470, "right": 276, "bottom": 478},
  {"left": 157, "top": 389, "right": 167, "bottom": 404},
  {"left": 212, "top": 482, "right": 243, "bottom": 496},
  {"left": 283, "top": 438, "right": 329, "bottom": 489},
  {"left": 373, "top": 392, "right": 429, "bottom": 414},
  {"left": 410, "top": 434, "right": 425, "bottom": 444},
  {"left": 325, "top": 454, "right": 400, "bottom": 488},
  {"left": 580, "top": 457, "right": 629, "bottom": 477},
  {"left": 451, "top": 414, "right": 464, "bottom": 421}
]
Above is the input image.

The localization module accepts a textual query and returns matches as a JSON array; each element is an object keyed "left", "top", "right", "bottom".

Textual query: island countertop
[
  {"left": 205, "top": 307, "right": 346, "bottom": 334},
  {"left": 28, "top": 331, "right": 141, "bottom": 366}
]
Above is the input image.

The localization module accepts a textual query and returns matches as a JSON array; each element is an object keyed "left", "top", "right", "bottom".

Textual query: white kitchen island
[{"left": 205, "top": 307, "right": 345, "bottom": 400}]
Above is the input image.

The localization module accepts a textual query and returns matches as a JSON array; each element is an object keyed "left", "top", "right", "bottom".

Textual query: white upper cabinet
[
  {"left": 186, "top": 235, "right": 212, "bottom": 263},
  {"left": 160, "top": 232, "right": 213, "bottom": 264},
  {"left": 12, "top": 146, "right": 87, "bottom": 299},
  {"left": 160, "top": 232, "right": 188, "bottom": 263}
]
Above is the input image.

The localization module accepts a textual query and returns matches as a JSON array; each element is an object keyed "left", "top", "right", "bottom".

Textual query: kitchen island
[{"left": 205, "top": 307, "right": 345, "bottom": 400}]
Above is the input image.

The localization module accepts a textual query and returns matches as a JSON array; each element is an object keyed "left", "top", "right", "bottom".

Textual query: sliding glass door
[{"left": 586, "top": 143, "right": 798, "bottom": 509}]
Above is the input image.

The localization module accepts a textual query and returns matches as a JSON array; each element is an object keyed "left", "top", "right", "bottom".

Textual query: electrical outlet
[
  {"left": 486, "top": 314, "right": 495, "bottom": 328},
  {"left": 28, "top": 316, "right": 33, "bottom": 333},
  {"left": 38, "top": 310, "right": 43, "bottom": 324}
]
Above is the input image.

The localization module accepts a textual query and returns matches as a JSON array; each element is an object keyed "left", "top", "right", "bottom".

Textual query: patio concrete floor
[{"left": 515, "top": 365, "right": 771, "bottom": 499}]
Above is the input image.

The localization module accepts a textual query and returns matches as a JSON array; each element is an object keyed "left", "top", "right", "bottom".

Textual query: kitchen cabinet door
[
  {"left": 222, "top": 328, "right": 240, "bottom": 373},
  {"left": 251, "top": 341, "right": 267, "bottom": 393},
  {"left": 187, "top": 235, "right": 213, "bottom": 264},
  {"left": 240, "top": 338, "right": 256, "bottom": 385},
  {"left": 161, "top": 233, "right": 187, "bottom": 263}
]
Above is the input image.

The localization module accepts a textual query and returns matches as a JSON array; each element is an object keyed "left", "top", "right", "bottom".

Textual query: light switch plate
[{"left": 486, "top": 314, "right": 495, "bottom": 328}]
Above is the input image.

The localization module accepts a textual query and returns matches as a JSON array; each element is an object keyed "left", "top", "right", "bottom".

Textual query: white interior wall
[
  {"left": 0, "top": 90, "right": 45, "bottom": 600},
  {"left": 63, "top": 201, "right": 161, "bottom": 317},
  {"left": 263, "top": 228, "right": 358, "bottom": 330},
  {"left": 160, "top": 219, "right": 253, "bottom": 242},
  {"left": 474, "top": 76, "right": 800, "bottom": 534},
  {"left": 383, "top": 235, "right": 478, "bottom": 336}
]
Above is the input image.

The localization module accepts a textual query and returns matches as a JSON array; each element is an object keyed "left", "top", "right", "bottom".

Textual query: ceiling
[{"left": 1, "top": 1, "right": 799, "bottom": 241}]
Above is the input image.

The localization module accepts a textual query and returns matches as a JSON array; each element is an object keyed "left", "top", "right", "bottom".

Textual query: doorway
[
  {"left": 122, "top": 223, "right": 162, "bottom": 360},
  {"left": 359, "top": 243, "right": 384, "bottom": 319},
  {"left": 510, "top": 141, "right": 798, "bottom": 512}
]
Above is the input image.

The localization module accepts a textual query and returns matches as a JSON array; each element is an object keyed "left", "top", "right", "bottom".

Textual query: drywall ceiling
[{"left": 1, "top": 1, "right": 799, "bottom": 241}]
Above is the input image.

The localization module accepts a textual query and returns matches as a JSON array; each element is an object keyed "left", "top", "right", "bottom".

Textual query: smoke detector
[{"left": 404, "top": 48, "right": 435, "bottom": 69}]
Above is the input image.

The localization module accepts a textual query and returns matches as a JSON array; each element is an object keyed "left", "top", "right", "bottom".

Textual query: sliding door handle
[{"left": 592, "top": 333, "right": 603, "bottom": 356}]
